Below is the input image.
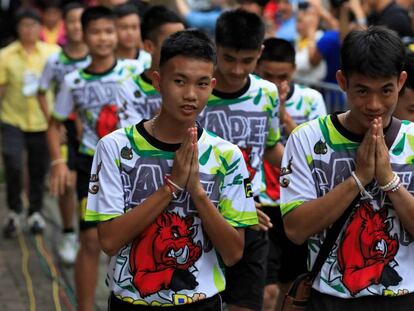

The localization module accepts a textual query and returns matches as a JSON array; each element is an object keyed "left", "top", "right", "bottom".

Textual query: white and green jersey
[
  {"left": 85, "top": 121, "right": 257, "bottom": 306},
  {"left": 136, "top": 49, "right": 151, "bottom": 70},
  {"left": 39, "top": 50, "right": 90, "bottom": 96},
  {"left": 281, "top": 114, "right": 414, "bottom": 299},
  {"left": 259, "top": 84, "right": 327, "bottom": 206},
  {"left": 198, "top": 74, "right": 280, "bottom": 195},
  {"left": 53, "top": 59, "right": 148, "bottom": 156}
]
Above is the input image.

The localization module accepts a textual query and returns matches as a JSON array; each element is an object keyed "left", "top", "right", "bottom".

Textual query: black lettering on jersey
[
  {"left": 244, "top": 178, "right": 253, "bottom": 198},
  {"left": 281, "top": 156, "right": 293, "bottom": 176},
  {"left": 314, "top": 139, "right": 327, "bottom": 155}
]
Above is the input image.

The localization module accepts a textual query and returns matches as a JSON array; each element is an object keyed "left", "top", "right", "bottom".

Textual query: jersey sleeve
[
  {"left": 280, "top": 130, "right": 317, "bottom": 216},
  {"left": 85, "top": 138, "right": 125, "bottom": 222},
  {"left": 0, "top": 50, "right": 8, "bottom": 85},
  {"left": 38, "top": 56, "right": 55, "bottom": 93},
  {"left": 265, "top": 85, "right": 281, "bottom": 147},
  {"left": 52, "top": 74, "right": 74, "bottom": 121},
  {"left": 218, "top": 147, "right": 258, "bottom": 227},
  {"left": 309, "top": 90, "right": 327, "bottom": 121}
]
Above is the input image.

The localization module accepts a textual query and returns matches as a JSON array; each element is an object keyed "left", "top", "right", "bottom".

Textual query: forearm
[
  {"left": 47, "top": 119, "right": 63, "bottom": 161},
  {"left": 37, "top": 93, "right": 49, "bottom": 121},
  {"left": 388, "top": 187, "right": 414, "bottom": 236},
  {"left": 191, "top": 191, "right": 244, "bottom": 266},
  {"left": 264, "top": 143, "right": 284, "bottom": 168},
  {"left": 284, "top": 176, "right": 359, "bottom": 244},
  {"left": 97, "top": 185, "right": 173, "bottom": 256},
  {"left": 282, "top": 114, "right": 298, "bottom": 136}
]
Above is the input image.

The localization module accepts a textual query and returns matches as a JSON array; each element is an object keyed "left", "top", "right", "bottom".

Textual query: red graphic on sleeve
[
  {"left": 337, "top": 202, "right": 400, "bottom": 296},
  {"left": 129, "top": 212, "right": 202, "bottom": 297},
  {"left": 96, "top": 104, "right": 119, "bottom": 138},
  {"left": 240, "top": 147, "right": 256, "bottom": 180}
]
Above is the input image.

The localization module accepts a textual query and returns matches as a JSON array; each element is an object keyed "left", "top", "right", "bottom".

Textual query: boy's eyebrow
[{"left": 174, "top": 73, "right": 212, "bottom": 80}]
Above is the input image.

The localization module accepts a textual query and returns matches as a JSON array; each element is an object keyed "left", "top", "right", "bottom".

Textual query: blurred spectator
[
  {"left": 237, "top": 0, "right": 275, "bottom": 37},
  {"left": 274, "top": 0, "right": 298, "bottom": 44},
  {"left": 0, "top": 8, "right": 60, "bottom": 238},
  {"left": 39, "top": 0, "right": 66, "bottom": 46},
  {"left": 0, "top": 0, "right": 22, "bottom": 47},
  {"left": 294, "top": 4, "right": 327, "bottom": 81},
  {"left": 346, "top": 0, "right": 413, "bottom": 38},
  {"left": 175, "top": 0, "right": 232, "bottom": 36}
]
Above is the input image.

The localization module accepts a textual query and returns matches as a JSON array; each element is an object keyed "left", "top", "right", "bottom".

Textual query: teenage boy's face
[
  {"left": 256, "top": 60, "right": 295, "bottom": 86},
  {"left": 17, "top": 17, "right": 41, "bottom": 44},
  {"left": 153, "top": 55, "right": 216, "bottom": 123},
  {"left": 337, "top": 70, "right": 407, "bottom": 132},
  {"left": 394, "top": 88, "right": 414, "bottom": 122},
  {"left": 84, "top": 18, "right": 117, "bottom": 57},
  {"left": 216, "top": 46, "right": 262, "bottom": 89},
  {"left": 65, "top": 8, "right": 84, "bottom": 43},
  {"left": 144, "top": 23, "right": 185, "bottom": 69},
  {"left": 116, "top": 13, "right": 141, "bottom": 49}
]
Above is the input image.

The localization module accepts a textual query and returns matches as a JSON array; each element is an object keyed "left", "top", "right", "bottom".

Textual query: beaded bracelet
[
  {"left": 164, "top": 176, "right": 184, "bottom": 199},
  {"left": 380, "top": 173, "right": 400, "bottom": 192},
  {"left": 50, "top": 158, "right": 66, "bottom": 167},
  {"left": 387, "top": 182, "right": 402, "bottom": 193}
]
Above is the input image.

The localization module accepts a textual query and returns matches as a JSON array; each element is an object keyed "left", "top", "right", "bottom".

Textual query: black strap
[{"left": 308, "top": 116, "right": 402, "bottom": 281}]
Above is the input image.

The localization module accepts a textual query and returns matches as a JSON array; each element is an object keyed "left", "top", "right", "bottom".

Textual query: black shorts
[
  {"left": 268, "top": 206, "right": 308, "bottom": 284},
  {"left": 308, "top": 289, "right": 414, "bottom": 311},
  {"left": 63, "top": 119, "right": 79, "bottom": 171},
  {"left": 109, "top": 292, "right": 223, "bottom": 310},
  {"left": 262, "top": 205, "right": 282, "bottom": 285},
  {"left": 222, "top": 228, "right": 268, "bottom": 311},
  {"left": 76, "top": 153, "right": 96, "bottom": 231}
]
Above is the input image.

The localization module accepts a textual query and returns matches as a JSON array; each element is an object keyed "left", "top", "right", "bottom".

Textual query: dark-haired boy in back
[
  {"left": 85, "top": 29, "right": 257, "bottom": 310},
  {"left": 198, "top": 9, "right": 284, "bottom": 311},
  {"left": 47, "top": 6, "right": 147, "bottom": 311}
]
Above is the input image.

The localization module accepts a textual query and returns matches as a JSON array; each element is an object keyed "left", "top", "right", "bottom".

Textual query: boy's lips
[{"left": 180, "top": 104, "right": 197, "bottom": 115}]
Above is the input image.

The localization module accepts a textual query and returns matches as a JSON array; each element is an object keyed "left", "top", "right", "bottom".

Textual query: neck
[
  {"left": 115, "top": 46, "right": 138, "bottom": 59},
  {"left": 377, "top": 0, "right": 392, "bottom": 12},
  {"left": 152, "top": 112, "right": 196, "bottom": 144},
  {"left": 213, "top": 68, "right": 247, "bottom": 93},
  {"left": 88, "top": 54, "right": 116, "bottom": 73},
  {"left": 64, "top": 41, "right": 88, "bottom": 58},
  {"left": 20, "top": 40, "right": 36, "bottom": 52}
]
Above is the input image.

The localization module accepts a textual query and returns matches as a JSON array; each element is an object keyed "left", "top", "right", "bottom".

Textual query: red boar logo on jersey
[
  {"left": 337, "top": 202, "right": 401, "bottom": 296},
  {"left": 240, "top": 147, "right": 256, "bottom": 180},
  {"left": 96, "top": 104, "right": 119, "bottom": 138},
  {"left": 129, "top": 212, "right": 202, "bottom": 297}
]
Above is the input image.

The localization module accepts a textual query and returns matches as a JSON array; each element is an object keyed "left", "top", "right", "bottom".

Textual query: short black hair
[
  {"left": 38, "top": 0, "right": 61, "bottom": 10},
  {"left": 259, "top": 38, "right": 295, "bottom": 64},
  {"left": 237, "top": 0, "right": 270, "bottom": 7},
  {"left": 341, "top": 26, "right": 406, "bottom": 78},
  {"left": 15, "top": 8, "right": 42, "bottom": 25},
  {"left": 159, "top": 29, "right": 216, "bottom": 68},
  {"left": 215, "top": 9, "right": 265, "bottom": 50},
  {"left": 113, "top": 3, "right": 139, "bottom": 19},
  {"left": 141, "top": 5, "right": 184, "bottom": 42},
  {"left": 63, "top": 2, "right": 85, "bottom": 20},
  {"left": 81, "top": 6, "right": 115, "bottom": 32}
]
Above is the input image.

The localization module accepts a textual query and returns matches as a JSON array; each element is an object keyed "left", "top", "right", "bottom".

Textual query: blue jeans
[{"left": 1, "top": 123, "right": 48, "bottom": 215}]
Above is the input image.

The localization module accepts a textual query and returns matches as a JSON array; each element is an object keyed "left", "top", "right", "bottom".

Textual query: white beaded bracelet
[
  {"left": 351, "top": 171, "right": 373, "bottom": 200},
  {"left": 380, "top": 173, "right": 400, "bottom": 192}
]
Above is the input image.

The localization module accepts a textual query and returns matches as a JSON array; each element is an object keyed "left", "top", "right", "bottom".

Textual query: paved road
[{"left": 0, "top": 182, "right": 109, "bottom": 311}]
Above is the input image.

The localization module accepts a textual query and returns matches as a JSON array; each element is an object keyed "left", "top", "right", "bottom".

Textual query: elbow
[
  {"left": 284, "top": 218, "right": 308, "bottom": 245},
  {"left": 99, "top": 236, "right": 120, "bottom": 257},
  {"left": 223, "top": 247, "right": 243, "bottom": 267}
]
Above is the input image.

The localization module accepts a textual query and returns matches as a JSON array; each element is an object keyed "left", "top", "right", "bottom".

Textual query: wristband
[
  {"left": 388, "top": 182, "right": 402, "bottom": 193},
  {"left": 164, "top": 182, "right": 178, "bottom": 199},
  {"left": 50, "top": 158, "right": 66, "bottom": 167},
  {"left": 165, "top": 176, "right": 184, "bottom": 192},
  {"left": 351, "top": 171, "right": 373, "bottom": 200}
]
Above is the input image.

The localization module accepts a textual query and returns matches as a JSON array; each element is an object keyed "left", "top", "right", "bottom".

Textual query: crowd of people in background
[{"left": 2, "top": 1, "right": 414, "bottom": 311}]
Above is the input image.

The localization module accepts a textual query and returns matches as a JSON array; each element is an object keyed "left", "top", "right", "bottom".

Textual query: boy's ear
[
  {"left": 143, "top": 39, "right": 155, "bottom": 55},
  {"left": 336, "top": 70, "right": 347, "bottom": 91},
  {"left": 398, "top": 71, "right": 408, "bottom": 93},
  {"left": 152, "top": 71, "right": 161, "bottom": 92}
]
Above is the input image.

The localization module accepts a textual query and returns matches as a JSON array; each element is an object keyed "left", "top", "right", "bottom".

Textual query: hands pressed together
[
  {"left": 170, "top": 127, "right": 205, "bottom": 198},
  {"left": 354, "top": 117, "right": 394, "bottom": 187}
]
